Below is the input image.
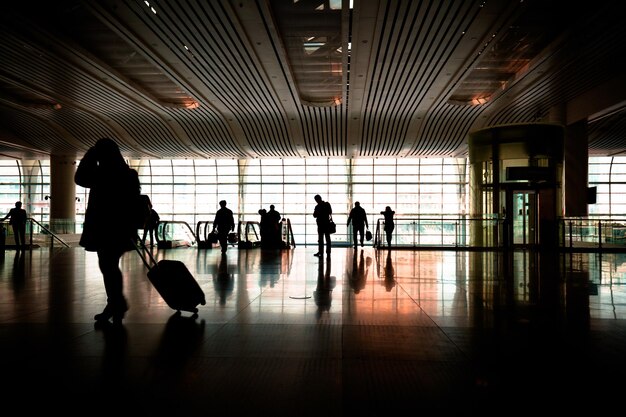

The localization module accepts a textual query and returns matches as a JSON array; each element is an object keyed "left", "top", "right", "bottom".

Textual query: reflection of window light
[
  {"left": 471, "top": 97, "right": 488, "bottom": 106},
  {"left": 330, "top": 0, "right": 342, "bottom": 9},
  {"left": 304, "top": 41, "right": 325, "bottom": 55},
  {"left": 144, "top": 1, "right": 156, "bottom": 14}
]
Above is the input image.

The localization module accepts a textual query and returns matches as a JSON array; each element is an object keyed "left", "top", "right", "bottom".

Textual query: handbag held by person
[{"left": 327, "top": 216, "right": 336, "bottom": 234}]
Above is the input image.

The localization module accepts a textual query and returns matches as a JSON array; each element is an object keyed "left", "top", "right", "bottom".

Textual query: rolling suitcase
[{"left": 134, "top": 242, "right": 206, "bottom": 315}]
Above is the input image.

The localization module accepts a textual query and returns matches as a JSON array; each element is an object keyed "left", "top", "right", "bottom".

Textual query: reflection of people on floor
[
  {"left": 12, "top": 249, "right": 26, "bottom": 293},
  {"left": 384, "top": 250, "right": 395, "bottom": 291},
  {"left": 259, "top": 249, "right": 281, "bottom": 288},
  {"left": 97, "top": 318, "right": 128, "bottom": 390},
  {"left": 213, "top": 253, "right": 234, "bottom": 305},
  {"left": 349, "top": 249, "right": 368, "bottom": 294},
  {"left": 314, "top": 255, "right": 335, "bottom": 319}
]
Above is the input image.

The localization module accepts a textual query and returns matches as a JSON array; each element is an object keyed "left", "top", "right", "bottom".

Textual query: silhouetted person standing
[
  {"left": 381, "top": 206, "right": 395, "bottom": 247},
  {"left": 2, "top": 201, "right": 27, "bottom": 249},
  {"left": 75, "top": 138, "right": 140, "bottom": 323},
  {"left": 313, "top": 194, "right": 332, "bottom": 257},
  {"left": 142, "top": 205, "right": 160, "bottom": 247},
  {"left": 212, "top": 200, "right": 235, "bottom": 253},
  {"left": 258, "top": 208, "right": 269, "bottom": 248},
  {"left": 267, "top": 204, "right": 282, "bottom": 248},
  {"left": 347, "top": 201, "right": 368, "bottom": 248}
]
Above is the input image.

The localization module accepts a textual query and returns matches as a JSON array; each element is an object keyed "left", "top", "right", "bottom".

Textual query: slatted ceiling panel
[
  {"left": 124, "top": 0, "right": 297, "bottom": 158},
  {"left": 1, "top": 112, "right": 76, "bottom": 155},
  {"left": 123, "top": 116, "right": 200, "bottom": 158},
  {"left": 169, "top": 108, "right": 246, "bottom": 158},
  {"left": 414, "top": 105, "right": 475, "bottom": 157},
  {"left": 409, "top": 2, "right": 532, "bottom": 156},
  {"left": 42, "top": 108, "right": 118, "bottom": 151},
  {"left": 0, "top": 127, "right": 51, "bottom": 160},
  {"left": 76, "top": 3, "right": 202, "bottom": 109},
  {"left": 588, "top": 110, "right": 626, "bottom": 155},
  {"left": 0, "top": 80, "right": 58, "bottom": 110},
  {"left": 0, "top": 23, "right": 193, "bottom": 158},
  {"left": 406, "top": 1, "right": 516, "bottom": 157},
  {"left": 0, "top": 1, "right": 625, "bottom": 160},
  {"left": 362, "top": 0, "right": 479, "bottom": 157},
  {"left": 487, "top": 21, "right": 624, "bottom": 129},
  {"left": 78, "top": 3, "right": 239, "bottom": 157},
  {"left": 7, "top": 108, "right": 87, "bottom": 152},
  {"left": 301, "top": 105, "right": 345, "bottom": 157},
  {"left": 358, "top": 2, "right": 404, "bottom": 157},
  {"left": 303, "top": 107, "right": 325, "bottom": 156},
  {"left": 409, "top": 106, "right": 461, "bottom": 157}
]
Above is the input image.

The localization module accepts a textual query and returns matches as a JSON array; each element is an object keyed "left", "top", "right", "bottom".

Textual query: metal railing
[
  {"left": 372, "top": 216, "right": 500, "bottom": 249},
  {"left": 559, "top": 217, "right": 626, "bottom": 251},
  {"left": 155, "top": 220, "right": 197, "bottom": 248},
  {"left": 1, "top": 218, "right": 70, "bottom": 249},
  {"left": 195, "top": 218, "right": 296, "bottom": 250},
  {"left": 15, "top": 216, "right": 626, "bottom": 252}
]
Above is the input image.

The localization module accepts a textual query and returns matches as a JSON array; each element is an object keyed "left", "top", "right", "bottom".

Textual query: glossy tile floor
[{"left": 1, "top": 244, "right": 625, "bottom": 415}]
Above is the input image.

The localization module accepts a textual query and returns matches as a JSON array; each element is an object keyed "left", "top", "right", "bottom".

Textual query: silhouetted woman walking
[{"left": 75, "top": 138, "right": 141, "bottom": 324}]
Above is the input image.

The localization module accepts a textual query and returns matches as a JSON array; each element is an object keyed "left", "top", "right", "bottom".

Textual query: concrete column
[
  {"left": 50, "top": 154, "right": 77, "bottom": 233},
  {"left": 549, "top": 103, "right": 589, "bottom": 217},
  {"left": 564, "top": 120, "right": 589, "bottom": 217}
]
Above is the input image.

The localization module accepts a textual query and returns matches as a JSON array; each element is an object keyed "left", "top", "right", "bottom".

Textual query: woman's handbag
[
  {"left": 366, "top": 230, "right": 372, "bottom": 241},
  {"left": 327, "top": 216, "right": 336, "bottom": 234}
]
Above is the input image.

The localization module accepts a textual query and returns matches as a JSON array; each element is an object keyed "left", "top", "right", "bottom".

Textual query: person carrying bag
[{"left": 313, "top": 194, "right": 333, "bottom": 256}]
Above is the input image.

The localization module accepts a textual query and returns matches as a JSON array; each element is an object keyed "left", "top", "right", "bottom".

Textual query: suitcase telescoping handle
[{"left": 132, "top": 237, "right": 158, "bottom": 270}]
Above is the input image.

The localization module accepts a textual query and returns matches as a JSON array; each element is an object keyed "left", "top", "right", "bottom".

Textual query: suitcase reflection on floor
[{"left": 135, "top": 242, "right": 206, "bottom": 317}]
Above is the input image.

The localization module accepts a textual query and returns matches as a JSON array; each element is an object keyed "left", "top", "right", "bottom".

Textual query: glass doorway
[{"left": 510, "top": 190, "right": 538, "bottom": 248}]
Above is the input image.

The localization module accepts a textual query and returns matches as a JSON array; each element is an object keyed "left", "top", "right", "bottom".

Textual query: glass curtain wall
[
  {"left": 589, "top": 157, "right": 626, "bottom": 218},
  {"left": 0, "top": 159, "right": 49, "bottom": 228},
  {"left": 103, "top": 158, "right": 469, "bottom": 246},
  {"left": 5, "top": 156, "right": 625, "bottom": 245}
]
